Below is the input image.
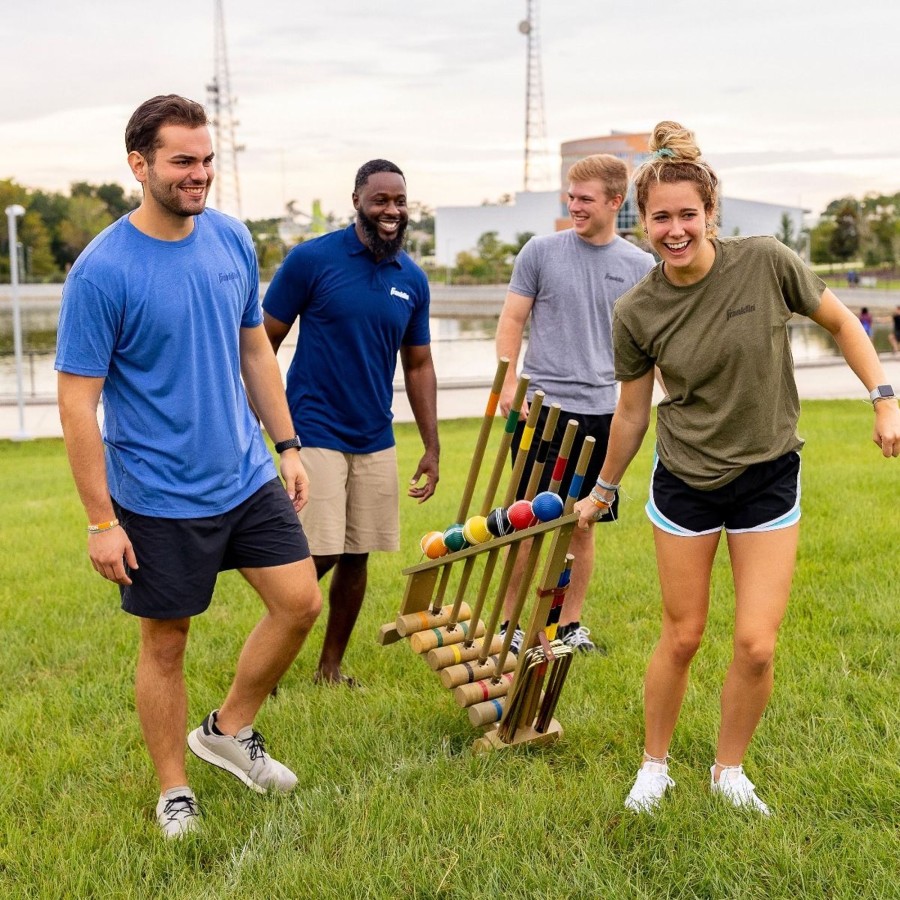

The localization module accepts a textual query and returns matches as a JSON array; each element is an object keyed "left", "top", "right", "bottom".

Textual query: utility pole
[{"left": 207, "top": 0, "right": 244, "bottom": 218}]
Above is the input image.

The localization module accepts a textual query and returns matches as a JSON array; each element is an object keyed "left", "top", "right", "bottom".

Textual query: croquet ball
[
  {"left": 420, "top": 531, "right": 448, "bottom": 559},
  {"left": 462, "top": 515, "right": 491, "bottom": 545},
  {"left": 443, "top": 523, "right": 468, "bottom": 553},
  {"left": 507, "top": 499, "right": 537, "bottom": 530},
  {"left": 486, "top": 506, "right": 514, "bottom": 537},
  {"left": 532, "top": 490, "right": 564, "bottom": 522}
]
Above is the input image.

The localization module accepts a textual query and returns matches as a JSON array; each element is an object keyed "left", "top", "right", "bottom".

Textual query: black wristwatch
[
  {"left": 869, "top": 385, "right": 896, "bottom": 405},
  {"left": 274, "top": 435, "right": 302, "bottom": 453}
]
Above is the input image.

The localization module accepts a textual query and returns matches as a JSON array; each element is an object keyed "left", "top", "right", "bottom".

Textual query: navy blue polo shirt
[{"left": 263, "top": 224, "right": 431, "bottom": 453}]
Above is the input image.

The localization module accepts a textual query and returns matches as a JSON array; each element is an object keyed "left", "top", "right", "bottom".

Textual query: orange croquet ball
[
  {"left": 420, "top": 531, "right": 448, "bottom": 559},
  {"left": 462, "top": 515, "right": 491, "bottom": 545}
]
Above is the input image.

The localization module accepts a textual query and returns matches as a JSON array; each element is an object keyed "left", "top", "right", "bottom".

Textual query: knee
[
  {"left": 733, "top": 635, "right": 776, "bottom": 676},
  {"left": 286, "top": 577, "right": 323, "bottom": 633},
  {"left": 141, "top": 622, "right": 189, "bottom": 674},
  {"left": 663, "top": 626, "right": 704, "bottom": 667}
]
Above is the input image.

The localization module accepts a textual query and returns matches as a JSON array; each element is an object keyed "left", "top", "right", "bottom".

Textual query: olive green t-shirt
[{"left": 613, "top": 236, "right": 825, "bottom": 490}]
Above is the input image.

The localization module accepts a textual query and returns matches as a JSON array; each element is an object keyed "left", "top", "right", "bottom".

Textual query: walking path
[{"left": 5, "top": 356, "right": 899, "bottom": 441}]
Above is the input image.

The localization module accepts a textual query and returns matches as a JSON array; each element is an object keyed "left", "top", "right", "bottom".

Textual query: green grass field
[{"left": 0, "top": 403, "right": 897, "bottom": 899}]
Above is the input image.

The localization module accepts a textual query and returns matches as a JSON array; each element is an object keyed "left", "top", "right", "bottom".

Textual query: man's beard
[{"left": 357, "top": 209, "right": 407, "bottom": 259}]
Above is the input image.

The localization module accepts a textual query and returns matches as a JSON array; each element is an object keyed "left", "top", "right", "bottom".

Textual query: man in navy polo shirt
[{"left": 264, "top": 159, "right": 440, "bottom": 686}]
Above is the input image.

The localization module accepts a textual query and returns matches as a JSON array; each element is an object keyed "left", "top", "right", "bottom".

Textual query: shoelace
[
  {"left": 564, "top": 627, "right": 593, "bottom": 646},
  {"left": 163, "top": 794, "right": 199, "bottom": 823},
  {"left": 239, "top": 730, "right": 268, "bottom": 761}
]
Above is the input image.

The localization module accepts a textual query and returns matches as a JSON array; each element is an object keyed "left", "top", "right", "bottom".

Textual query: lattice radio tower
[
  {"left": 207, "top": 0, "right": 244, "bottom": 218},
  {"left": 518, "top": 0, "right": 551, "bottom": 192}
]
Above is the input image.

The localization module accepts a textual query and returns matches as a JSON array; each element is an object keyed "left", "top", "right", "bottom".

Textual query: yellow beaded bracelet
[{"left": 87, "top": 518, "right": 120, "bottom": 534}]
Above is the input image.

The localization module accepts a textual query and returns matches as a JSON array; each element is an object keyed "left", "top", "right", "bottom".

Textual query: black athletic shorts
[
  {"left": 510, "top": 405, "right": 618, "bottom": 521},
  {"left": 113, "top": 478, "right": 310, "bottom": 619},
  {"left": 646, "top": 451, "right": 801, "bottom": 536}
]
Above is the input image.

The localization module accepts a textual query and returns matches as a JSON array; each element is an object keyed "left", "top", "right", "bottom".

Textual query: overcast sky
[{"left": 2, "top": 0, "right": 897, "bottom": 222}]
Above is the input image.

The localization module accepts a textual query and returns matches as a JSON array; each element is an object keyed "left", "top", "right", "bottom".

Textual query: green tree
[
  {"left": 58, "top": 195, "right": 113, "bottom": 264},
  {"left": 828, "top": 200, "right": 860, "bottom": 263}
]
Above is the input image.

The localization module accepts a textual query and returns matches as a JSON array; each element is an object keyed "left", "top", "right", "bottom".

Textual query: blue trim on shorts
[{"left": 645, "top": 450, "right": 802, "bottom": 537}]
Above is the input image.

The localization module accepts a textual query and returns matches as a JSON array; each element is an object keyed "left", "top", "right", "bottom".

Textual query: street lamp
[{"left": 5, "top": 204, "right": 31, "bottom": 440}]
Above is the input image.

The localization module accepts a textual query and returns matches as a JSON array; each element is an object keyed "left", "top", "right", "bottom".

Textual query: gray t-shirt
[{"left": 510, "top": 229, "right": 655, "bottom": 414}]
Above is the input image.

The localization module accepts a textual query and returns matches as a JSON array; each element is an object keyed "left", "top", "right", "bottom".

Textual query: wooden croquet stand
[{"left": 378, "top": 511, "right": 578, "bottom": 754}]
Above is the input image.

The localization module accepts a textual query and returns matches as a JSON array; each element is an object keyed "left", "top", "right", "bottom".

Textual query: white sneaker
[
  {"left": 624, "top": 761, "right": 675, "bottom": 814},
  {"left": 710, "top": 764, "right": 771, "bottom": 816},
  {"left": 155, "top": 786, "right": 200, "bottom": 839},
  {"left": 188, "top": 710, "right": 298, "bottom": 794}
]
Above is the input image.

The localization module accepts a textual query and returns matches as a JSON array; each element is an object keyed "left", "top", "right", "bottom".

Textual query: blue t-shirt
[
  {"left": 263, "top": 225, "right": 431, "bottom": 453},
  {"left": 55, "top": 210, "right": 277, "bottom": 517}
]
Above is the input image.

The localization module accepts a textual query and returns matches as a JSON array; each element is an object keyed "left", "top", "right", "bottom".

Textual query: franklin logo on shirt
[
  {"left": 604, "top": 273, "right": 625, "bottom": 284},
  {"left": 390, "top": 287, "right": 411, "bottom": 302},
  {"left": 218, "top": 271, "right": 240, "bottom": 284},
  {"left": 726, "top": 303, "right": 756, "bottom": 321}
]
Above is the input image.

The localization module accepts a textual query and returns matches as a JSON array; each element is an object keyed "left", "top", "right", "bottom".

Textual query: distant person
[
  {"left": 575, "top": 121, "right": 899, "bottom": 817},
  {"left": 263, "top": 159, "right": 439, "bottom": 686},
  {"left": 859, "top": 306, "right": 873, "bottom": 338},
  {"left": 495, "top": 154, "right": 655, "bottom": 654},
  {"left": 55, "top": 95, "right": 322, "bottom": 839},
  {"left": 891, "top": 305, "right": 900, "bottom": 354}
]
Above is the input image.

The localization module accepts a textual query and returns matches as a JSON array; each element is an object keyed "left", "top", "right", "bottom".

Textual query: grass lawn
[{"left": 0, "top": 402, "right": 897, "bottom": 899}]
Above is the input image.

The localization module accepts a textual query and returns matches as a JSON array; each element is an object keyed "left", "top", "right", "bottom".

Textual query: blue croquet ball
[
  {"left": 443, "top": 523, "right": 468, "bottom": 553},
  {"left": 486, "top": 506, "right": 514, "bottom": 537},
  {"left": 532, "top": 490, "right": 564, "bottom": 522}
]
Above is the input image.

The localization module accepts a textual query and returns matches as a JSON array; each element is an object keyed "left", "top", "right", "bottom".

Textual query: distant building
[
  {"left": 434, "top": 130, "right": 807, "bottom": 265},
  {"left": 435, "top": 191, "right": 559, "bottom": 266}
]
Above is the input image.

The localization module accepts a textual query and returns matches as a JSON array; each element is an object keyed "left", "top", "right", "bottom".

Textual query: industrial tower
[
  {"left": 207, "top": 0, "right": 244, "bottom": 218},
  {"left": 519, "top": 0, "right": 551, "bottom": 192}
]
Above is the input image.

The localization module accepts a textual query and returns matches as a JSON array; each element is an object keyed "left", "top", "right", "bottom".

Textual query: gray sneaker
[
  {"left": 155, "top": 786, "right": 200, "bottom": 839},
  {"left": 188, "top": 710, "right": 298, "bottom": 794},
  {"left": 710, "top": 764, "right": 771, "bottom": 816},
  {"left": 559, "top": 623, "right": 604, "bottom": 654}
]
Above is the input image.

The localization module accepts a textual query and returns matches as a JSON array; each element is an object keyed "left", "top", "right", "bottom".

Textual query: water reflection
[{"left": 1, "top": 309, "right": 894, "bottom": 403}]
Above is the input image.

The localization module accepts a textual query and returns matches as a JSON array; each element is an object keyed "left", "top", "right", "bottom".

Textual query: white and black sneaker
[
  {"left": 155, "top": 786, "right": 200, "bottom": 839},
  {"left": 558, "top": 622, "right": 604, "bottom": 655},
  {"left": 188, "top": 710, "right": 298, "bottom": 794},
  {"left": 499, "top": 621, "right": 525, "bottom": 656}
]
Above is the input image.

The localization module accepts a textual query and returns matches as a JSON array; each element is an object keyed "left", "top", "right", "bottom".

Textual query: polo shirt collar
[{"left": 342, "top": 223, "right": 402, "bottom": 268}]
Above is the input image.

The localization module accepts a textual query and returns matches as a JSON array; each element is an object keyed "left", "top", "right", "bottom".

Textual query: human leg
[
  {"left": 135, "top": 616, "right": 192, "bottom": 792},
  {"left": 315, "top": 552, "right": 369, "bottom": 684},
  {"left": 714, "top": 525, "right": 797, "bottom": 771},
  {"left": 216, "top": 558, "right": 321, "bottom": 732},
  {"left": 643, "top": 527, "right": 719, "bottom": 758}
]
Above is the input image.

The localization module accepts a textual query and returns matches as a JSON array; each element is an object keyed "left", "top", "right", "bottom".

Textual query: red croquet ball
[{"left": 507, "top": 499, "right": 537, "bottom": 530}]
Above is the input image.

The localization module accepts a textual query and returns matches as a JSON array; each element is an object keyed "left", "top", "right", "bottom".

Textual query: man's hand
[
  {"left": 498, "top": 384, "right": 529, "bottom": 421},
  {"left": 408, "top": 450, "right": 439, "bottom": 503},
  {"left": 88, "top": 527, "right": 138, "bottom": 585},
  {"left": 280, "top": 450, "right": 310, "bottom": 512}
]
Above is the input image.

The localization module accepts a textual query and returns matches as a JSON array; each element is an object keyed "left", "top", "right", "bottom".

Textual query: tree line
[{"left": 4, "top": 175, "right": 898, "bottom": 283}]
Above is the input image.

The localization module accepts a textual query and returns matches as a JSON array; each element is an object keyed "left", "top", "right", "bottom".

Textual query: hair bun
[{"left": 649, "top": 120, "right": 701, "bottom": 162}]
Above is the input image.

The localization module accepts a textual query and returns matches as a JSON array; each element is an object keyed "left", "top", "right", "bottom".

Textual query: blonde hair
[
  {"left": 633, "top": 121, "right": 720, "bottom": 235},
  {"left": 567, "top": 154, "right": 628, "bottom": 201}
]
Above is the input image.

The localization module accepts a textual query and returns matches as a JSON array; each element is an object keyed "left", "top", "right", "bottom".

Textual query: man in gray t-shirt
[{"left": 496, "top": 154, "right": 654, "bottom": 653}]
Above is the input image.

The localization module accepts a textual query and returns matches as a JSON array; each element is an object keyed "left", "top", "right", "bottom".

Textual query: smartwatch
[
  {"left": 869, "top": 385, "right": 896, "bottom": 405},
  {"left": 274, "top": 435, "right": 302, "bottom": 453}
]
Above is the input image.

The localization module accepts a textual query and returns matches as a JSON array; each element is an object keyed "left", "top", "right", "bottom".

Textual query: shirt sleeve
[
  {"left": 613, "top": 304, "right": 655, "bottom": 382},
  {"left": 262, "top": 245, "right": 311, "bottom": 326},
  {"left": 240, "top": 226, "right": 263, "bottom": 328},
  {"left": 771, "top": 239, "right": 825, "bottom": 316},
  {"left": 508, "top": 237, "right": 541, "bottom": 299},
  {"left": 54, "top": 272, "right": 122, "bottom": 377}
]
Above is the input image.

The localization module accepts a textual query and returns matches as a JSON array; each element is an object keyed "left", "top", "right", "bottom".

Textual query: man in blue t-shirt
[
  {"left": 56, "top": 95, "right": 322, "bottom": 839},
  {"left": 264, "top": 159, "right": 439, "bottom": 686}
]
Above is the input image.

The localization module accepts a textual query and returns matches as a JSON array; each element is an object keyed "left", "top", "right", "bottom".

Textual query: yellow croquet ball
[
  {"left": 462, "top": 515, "right": 491, "bottom": 544},
  {"left": 420, "top": 531, "right": 448, "bottom": 559}
]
